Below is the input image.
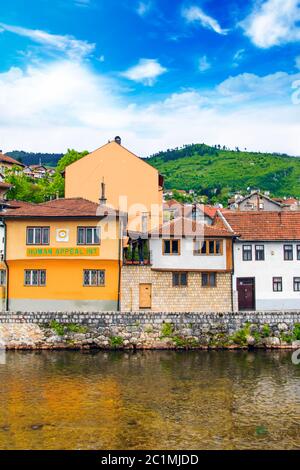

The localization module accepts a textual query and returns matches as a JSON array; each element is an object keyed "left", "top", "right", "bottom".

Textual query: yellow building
[
  {"left": 65, "top": 137, "right": 163, "bottom": 232},
  {"left": 3, "top": 198, "right": 123, "bottom": 312}
]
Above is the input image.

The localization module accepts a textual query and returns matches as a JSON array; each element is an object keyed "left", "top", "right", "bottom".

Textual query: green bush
[
  {"left": 261, "top": 324, "right": 271, "bottom": 338},
  {"left": 109, "top": 336, "right": 124, "bottom": 348},
  {"left": 293, "top": 323, "right": 300, "bottom": 340},
  {"left": 49, "top": 320, "right": 65, "bottom": 336},
  {"left": 161, "top": 322, "right": 174, "bottom": 337}
]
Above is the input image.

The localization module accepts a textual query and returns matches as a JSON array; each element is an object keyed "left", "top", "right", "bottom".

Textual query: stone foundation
[
  {"left": 121, "top": 266, "right": 232, "bottom": 312},
  {"left": 0, "top": 311, "right": 300, "bottom": 350}
]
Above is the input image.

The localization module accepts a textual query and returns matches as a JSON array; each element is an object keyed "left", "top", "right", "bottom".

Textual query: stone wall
[
  {"left": 121, "top": 266, "right": 232, "bottom": 312},
  {"left": 0, "top": 311, "right": 300, "bottom": 350}
]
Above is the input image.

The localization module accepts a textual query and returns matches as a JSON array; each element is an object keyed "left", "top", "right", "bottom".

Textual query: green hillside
[{"left": 146, "top": 144, "right": 300, "bottom": 203}]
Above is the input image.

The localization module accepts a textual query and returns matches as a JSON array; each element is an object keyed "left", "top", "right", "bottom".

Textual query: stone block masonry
[
  {"left": 121, "top": 266, "right": 232, "bottom": 312},
  {"left": 0, "top": 311, "right": 300, "bottom": 350}
]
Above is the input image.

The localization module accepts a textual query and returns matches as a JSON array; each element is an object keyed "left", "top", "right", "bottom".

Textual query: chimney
[
  {"left": 99, "top": 178, "right": 107, "bottom": 206},
  {"left": 114, "top": 136, "right": 121, "bottom": 145}
]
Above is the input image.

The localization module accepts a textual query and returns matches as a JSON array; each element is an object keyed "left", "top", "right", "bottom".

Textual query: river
[{"left": 0, "top": 350, "right": 299, "bottom": 450}]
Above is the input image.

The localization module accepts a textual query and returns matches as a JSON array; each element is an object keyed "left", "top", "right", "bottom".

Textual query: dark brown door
[{"left": 237, "top": 278, "right": 255, "bottom": 310}]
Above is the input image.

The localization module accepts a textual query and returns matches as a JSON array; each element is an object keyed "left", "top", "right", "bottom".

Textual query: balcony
[{"left": 123, "top": 239, "right": 151, "bottom": 266}]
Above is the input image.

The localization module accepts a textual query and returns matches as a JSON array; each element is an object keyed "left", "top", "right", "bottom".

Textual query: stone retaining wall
[{"left": 0, "top": 311, "right": 300, "bottom": 350}]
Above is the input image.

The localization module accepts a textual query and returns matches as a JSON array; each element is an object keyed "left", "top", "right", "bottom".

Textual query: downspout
[
  {"left": 117, "top": 216, "right": 122, "bottom": 312},
  {"left": 231, "top": 237, "right": 235, "bottom": 312},
  {"left": 1, "top": 218, "right": 9, "bottom": 311}
]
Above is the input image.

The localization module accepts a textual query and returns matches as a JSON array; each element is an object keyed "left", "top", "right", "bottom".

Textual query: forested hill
[
  {"left": 6, "top": 151, "right": 63, "bottom": 167},
  {"left": 146, "top": 144, "right": 300, "bottom": 200}
]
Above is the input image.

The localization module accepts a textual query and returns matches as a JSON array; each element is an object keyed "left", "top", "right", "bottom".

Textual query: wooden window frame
[
  {"left": 83, "top": 269, "right": 105, "bottom": 287},
  {"left": 283, "top": 244, "right": 293, "bottom": 261},
  {"left": 77, "top": 226, "right": 101, "bottom": 246},
  {"left": 162, "top": 239, "right": 181, "bottom": 256},
  {"left": 242, "top": 244, "right": 252, "bottom": 261},
  {"left": 26, "top": 226, "right": 50, "bottom": 246},
  {"left": 172, "top": 272, "right": 188, "bottom": 287},
  {"left": 273, "top": 277, "right": 282, "bottom": 292},
  {"left": 201, "top": 272, "right": 217, "bottom": 288},
  {"left": 24, "top": 269, "right": 46, "bottom": 287},
  {"left": 193, "top": 239, "right": 223, "bottom": 256}
]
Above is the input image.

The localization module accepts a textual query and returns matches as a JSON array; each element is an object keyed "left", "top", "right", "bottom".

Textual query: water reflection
[{"left": 0, "top": 350, "right": 299, "bottom": 449}]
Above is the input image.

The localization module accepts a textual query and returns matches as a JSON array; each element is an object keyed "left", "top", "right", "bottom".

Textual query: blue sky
[{"left": 0, "top": 0, "right": 300, "bottom": 155}]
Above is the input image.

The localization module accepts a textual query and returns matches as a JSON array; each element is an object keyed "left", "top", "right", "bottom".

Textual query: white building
[
  {"left": 217, "top": 211, "right": 300, "bottom": 311},
  {"left": 122, "top": 217, "right": 234, "bottom": 312}
]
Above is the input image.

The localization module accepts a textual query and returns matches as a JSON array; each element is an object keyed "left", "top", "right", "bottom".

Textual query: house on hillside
[
  {"left": 229, "top": 191, "right": 283, "bottom": 211},
  {"left": 215, "top": 211, "right": 300, "bottom": 311},
  {"left": 163, "top": 201, "right": 218, "bottom": 225},
  {"left": 65, "top": 136, "right": 163, "bottom": 232},
  {"left": 121, "top": 217, "right": 235, "bottom": 312},
  {"left": 0, "top": 150, "right": 25, "bottom": 174}
]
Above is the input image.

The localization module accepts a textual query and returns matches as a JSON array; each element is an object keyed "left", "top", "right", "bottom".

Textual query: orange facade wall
[{"left": 65, "top": 142, "right": 163, "bottom": 230}]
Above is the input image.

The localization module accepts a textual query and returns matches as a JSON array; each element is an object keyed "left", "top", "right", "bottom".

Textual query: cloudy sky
[{"left": 0, "top": 0, "right": 300, "bottom": 156}]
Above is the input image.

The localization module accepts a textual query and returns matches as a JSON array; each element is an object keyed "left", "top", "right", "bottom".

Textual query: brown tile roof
[
  {"left": 0, "top": 152, "right": 25, "bottom": 167},
  {"left": 3, "top": 197, "right": 123, "bottom": 218},
  {"left": 5, "top": 200, "right": 36, "bottom": 209},
  {"left": 150, "top": 217, "right": 235, "bottom": 238},
  {"left": 163, "top": 199, "right": 184, "bottom": 208},
  {"left": 219, "top": 211, "right": 300, "bottom": 240}
]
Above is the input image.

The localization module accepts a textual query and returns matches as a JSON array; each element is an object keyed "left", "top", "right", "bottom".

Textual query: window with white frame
[
  {"left": 255, "top": 245, "right": 265, "bottom": 261},
  {"left": 26, "top": 227, "right": 49, "bottom": 245},
  {"left": 284, "top": 244, "right": 293, "bottom": 261},
  {"left": 77, "top": 227, "right": 100, "bottom": 245},
  {"left": 24, "top": 270, "right": 46, "bottom": 286},
  {"left": 83, "top": 270, "right": 105, "bottom": 286},
  {"left": 273, "top": 277, "right": 282, "bottom": 292},
  {"left": 294, "top": 277, "right": 300, "bottom": 292},
  {"left": 297, "top": 245, "right": 300, "bottom": 261},
  {"left": 242, "top": 245, "right": 252, "bottom": 261}
]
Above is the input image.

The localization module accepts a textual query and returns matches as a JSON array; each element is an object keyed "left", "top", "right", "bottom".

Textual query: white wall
[
  {"left": 150, "top": 238, "right": 227, "bottom": 270},
  {"left": 233, "top": 241, "right": 300, "bottom": 310},
  {"left": 0, "top": 224, "right": 4, "bottom": 260}
]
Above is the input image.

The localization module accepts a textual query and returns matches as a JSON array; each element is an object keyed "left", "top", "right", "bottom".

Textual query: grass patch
[
  {"left": 109, "top": 336, "right": 124, "bottom": 348},
  {"left": 161, "top": 322, "right": 174, "bottom": 338},
  {"left": 49, "top": 320, "right": 88, "bottom": 336}
]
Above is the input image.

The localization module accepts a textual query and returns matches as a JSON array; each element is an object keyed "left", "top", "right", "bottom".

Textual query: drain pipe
[{"left": 1, "top": 218, "right": 9, "bottom": 312}]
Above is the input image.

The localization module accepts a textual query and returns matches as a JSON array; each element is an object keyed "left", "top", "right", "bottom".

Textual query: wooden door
[
  {"left": 237, "top": 278, "right": 255, "bottom": 310},
  {"left": 139, "top": 284, "right": 152, "bottom": 309}
]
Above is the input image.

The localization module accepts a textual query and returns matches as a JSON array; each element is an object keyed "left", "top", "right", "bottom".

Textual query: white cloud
[
  {"left": 241, "top": 0, "right": 300, "bottom": 48},
  {"left": 121, "top": 58, "right": 167, "bottom": 86},
  {"left": 198, "top": 55, "right": 211, "bottom": 72},
  {"left": 0, "top": 22, "right": 95, "bottom": 59},
  {"left": 295, "top": 55, "right": 300, "bottom": 69},
  {"left": 136, "top": 1, "right": 152, "bottom": 17},
  {"left": 0, "top": 60, "right": 299, "bottom": 157},
  {"left": 182, "top": 6, "right": 228, "bottom": 35},
  {"left": 233, "top": 48, "right": 245, "bottom": 66}
]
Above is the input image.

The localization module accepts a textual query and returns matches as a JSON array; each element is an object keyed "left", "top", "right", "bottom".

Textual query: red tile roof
[
  {"left": 203, "top": 205, "right": 219, "bottom": 219},
  {"left": 219, "top": 211, "right": 300, "bottom": 240},
  {"left": 150, "top": 217, "right": 235, "bottom": 238},
  {"left": 163, "top": 199, "right": 184, "bottom": 208},
  {"left": 0, "top": 152, "right": 25, "bottom": 167},
  {"left": 3, "top": 198, "right": 123, "bottom": 218}
]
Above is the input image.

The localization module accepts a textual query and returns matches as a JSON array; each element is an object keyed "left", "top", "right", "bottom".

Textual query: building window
[
  {"left": 294, "top": 277, "right": 300, "bottom": 292},
  {"left": 0, "top": 270, "right": 6, "bottom": 286},
  {"left": 24, "top": 270, "right": 46, "bottom": 286},
  {"left": 201, "top": 272, "right": 217, "bottom": 287},
  {"left": 163, "top": 239, "right": 180, "bottom": 255},
  {"left": 26, "top": 227, "right": 49, "bottom": 245},
  {"left": 242, "top": 245, "right": 252, "bottom": 261},
  {"left": 255, "top": 245, "right": 265, "bottom": 261},
  {"left": 83, "top": 270, "right": 105, "bottom": 286},
  {"left": 77, "top": 227, "right": 100, "bottom": 245},
  {"left": 297, "top": 245, "right": 300, "bottom": 260},
  {"left": 273, "top": 277, "right": 282, "bottom": 292},
  {"left": 172, "top": 272, "right": 188, "bottom": 287},
  {"left": 284, "top": 244, "right": 293, "bottom": 260},
  {"left": 194, "top": 239, "right": 223, "bottom": 255}
]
